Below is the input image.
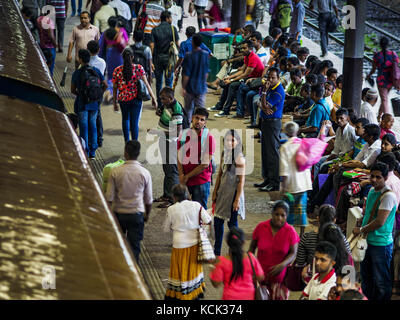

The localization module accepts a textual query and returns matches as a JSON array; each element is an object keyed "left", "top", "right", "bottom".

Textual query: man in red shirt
[
  {"left": 177, "top": 108, "right": 216, "bottom": 209},
  {"left": 213, "top": 40, "right": 265, "bottom": 118}
]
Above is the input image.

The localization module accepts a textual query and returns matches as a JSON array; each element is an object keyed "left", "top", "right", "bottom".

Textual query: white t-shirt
[
  {"left": 163, "top": 200, "right": 212, "bottom": 249},
  {"left": 194, "top": 0, "right": 209, "bottom": 7},
  {"left": 256, "top": 46, "right": 270, "bottom": 67},
  {"left": 303, "top": 269, "right": 336, "bottom": 300},
  {"left": 168, "top": 4, "right": 182, "bottom": 29},
  {"left": 89, "top": 55, "right": 106, "bottom": 75},
  {"left": 279, "top": 137, "right": 312, "bottom": 193},
  {"left": 360, "top": 101, "right": 378, "bottom": 125},
  {"left": 355, "top": 139, "right": 382, "bottom": 168},
  {"left": 109, "top": 0, "right": 132, "bottom": 20}
]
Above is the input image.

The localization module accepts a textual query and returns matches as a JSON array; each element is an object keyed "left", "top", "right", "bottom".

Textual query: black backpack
[
  {"left": 130, "top": 44, "right": 150, "bottom": 75},
  {"left": 113, "top": 8, "right": 133, "bottom": 34},
  {"left": 79, "top": 66, "right": 103, "bottom": 104}
]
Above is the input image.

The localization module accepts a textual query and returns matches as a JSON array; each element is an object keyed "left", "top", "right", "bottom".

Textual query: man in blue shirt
[
  {"left": 299, "top": 84, "right": 330, "bottom": 137},
  {"left": 182, "top": 33, "right": 209, "bottom": 122},
  {"left": 174, "top": 26, "right": 211, "bottom": 78},
  {"left": 71, "top": 49, "right": 107, "bottom": 159},
  {"left": 254, "top": 67, "right": 285, "bottom": 192}
]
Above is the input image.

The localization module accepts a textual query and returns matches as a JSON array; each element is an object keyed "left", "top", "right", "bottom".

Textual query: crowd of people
[{"left": 19, "top": 0, "right": 400, "bottom": 301}]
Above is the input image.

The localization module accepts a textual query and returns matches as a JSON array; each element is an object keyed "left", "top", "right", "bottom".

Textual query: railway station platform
[{"left": 52, "top": 0, "right": 400, "bottom": 300}]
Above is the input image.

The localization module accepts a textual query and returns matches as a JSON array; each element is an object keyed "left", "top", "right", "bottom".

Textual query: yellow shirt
[
  {"left": 332, "top": 88, "right": 342, "bottom": 107},
  {"left": 246, "top": 0, "right": 255, "bottom": 21}
]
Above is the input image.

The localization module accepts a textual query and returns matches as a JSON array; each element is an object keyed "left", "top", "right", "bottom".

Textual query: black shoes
[
  {"left": 254, "top": 180, "right": 268, "bottom": 188},
  {"left": 259, "top": 184, "right": 280, "bottom": 192}
]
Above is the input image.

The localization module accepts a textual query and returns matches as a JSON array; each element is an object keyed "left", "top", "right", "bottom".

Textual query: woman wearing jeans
[
  {"left": 112, "top": 48, "right": 157, "bottom": 142},
  {"left": 212, "top": 130, "right": 245, "bottom": 256}
]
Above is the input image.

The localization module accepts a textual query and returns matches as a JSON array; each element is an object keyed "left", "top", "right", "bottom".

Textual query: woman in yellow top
[{"left": 332, "top": 75, "right": 343, "bottom": 108}]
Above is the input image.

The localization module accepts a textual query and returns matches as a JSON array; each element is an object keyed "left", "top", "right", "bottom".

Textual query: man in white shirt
[
  {"left": 106, "top": 141, "right": 153, "bottom": 262},
  {"left": 109, "top": 0, "right": 132, "bottom": 20},
  {"left": 166, "top": 0, "right": 183, "bottom": 31},
  {"left": 314, "top": 108, "right": 357, "bottom": 177},
  {"left": 250, "top": 31, "right": 270, "bottom": 67},
  {"left": 360, "top": 88, "right": 379, "bottom": 125},
  {"left": 87, "top": 40, "right": 106, "bottom": 147},
  {"left": 302, "top": 241, "right": 337, "bottom": 300},
  {"left": 280, "top": 122, "right": 312, "bottom": 236},
  {"left": 93, "top": 0, "right": 116, "bottom": 33}
]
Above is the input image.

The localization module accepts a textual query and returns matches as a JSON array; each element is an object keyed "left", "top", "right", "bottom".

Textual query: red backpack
[{"left": 135, "top": 1, "right": 148, "bottom": 31}]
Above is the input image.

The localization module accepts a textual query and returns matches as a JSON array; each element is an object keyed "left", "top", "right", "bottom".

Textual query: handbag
[
  {"left": 284, "top": 263, "right": 306, "bottom": 292},
  {"left": 391, "top": 58, "right": 400, "bottom": 90},
  {"left": 247, "top": 252, "right": 270, "bottom": 300},
  {"left": 247, "top": 77, "right": 263, "bottom": 90},
  {"left": 136, "top": 77, "right": 151, "bottom": 101},
  {"left": 347, "top": 189, "right": 392, "bottom": 262},
  {"left": 197, "top": 207, "right": 216, "bottom": 264},
  {"left": 167, "top": 25, "right": 179, "bottom": 79}
]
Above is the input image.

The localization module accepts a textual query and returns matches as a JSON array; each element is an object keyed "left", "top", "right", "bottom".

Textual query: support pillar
[
  {"left": 230, "top": 0, "right": 247, "bottom": 34},
  {"left": 342, "top": 0, "right": 367, "bottom": 116}
]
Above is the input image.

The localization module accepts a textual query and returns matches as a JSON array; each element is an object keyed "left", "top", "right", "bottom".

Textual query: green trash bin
[{"left": 200, "top": 31, "right": 231, "bottom": 82}]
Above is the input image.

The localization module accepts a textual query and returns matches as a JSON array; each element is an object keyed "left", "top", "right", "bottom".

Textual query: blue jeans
[
  {"left": 213, "top": 211, "right": 238, "bottom": 256},
  {"left": 115, "top": 212, "right": 144, "bottom": 263},
  {"left": 78, "top": 110, "right": 98, "bottom": 157},
  {"left": 247, "top": 91, "right": 259, "bottom": 125},
  {"left": 154, "top": 58, "right": 173, "bottom": 106},
  {"left": 236, "top": 83, "right": 251, "bottom": 117},
  {"left": 361, "top": 243, "right": 393, "bottom": 300},
  {"left": 71, "top": 0, "right": 82, "bottom": 15},
  {"left": 188, "top": 182, "right": 210, "bottom": 210},
  {"left": 119, "top": 99, "right": 143, "bottom": 142}
]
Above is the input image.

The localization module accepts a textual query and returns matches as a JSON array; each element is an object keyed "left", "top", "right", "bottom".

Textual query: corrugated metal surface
[
  {"left": 0, "top": 96, "right": 152, "bottom": 300},
  {"left": 0, "top": 0, "right": 58, "bottom": 95}
]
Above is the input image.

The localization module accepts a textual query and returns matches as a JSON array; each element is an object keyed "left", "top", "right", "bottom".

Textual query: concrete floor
[{"left": 52, "top": 0, "right": 400, "bottom": 300}]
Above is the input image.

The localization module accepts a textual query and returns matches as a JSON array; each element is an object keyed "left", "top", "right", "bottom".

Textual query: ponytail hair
[
  {"left": 122, "top": 48, "right": 133, "bottom": 83},
  {"left": 226, "top": 227, "right": 245, "bottom": 283}
]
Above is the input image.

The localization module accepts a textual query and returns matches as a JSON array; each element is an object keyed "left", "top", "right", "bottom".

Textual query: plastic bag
[{"left": 295, "top": 138, "right": 328, "bottom": 172}]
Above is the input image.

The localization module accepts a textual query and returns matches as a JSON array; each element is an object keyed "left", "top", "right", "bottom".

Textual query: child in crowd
[
  {"left": 380, "top": 113, "right": 396, "bottom": 139},
  {"left": 305, "top": 73, "right": 318, "bottom": 86},
  {"left": 297, "top": 47, "right": 310, "bottom": 66},
  {"left": 332, "top": 75, "right": 343, "bottom": 108}
]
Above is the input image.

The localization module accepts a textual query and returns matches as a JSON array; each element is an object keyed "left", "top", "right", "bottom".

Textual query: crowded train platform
[{"left": 2, "top": 0, "right": 400, "bottom": 303}]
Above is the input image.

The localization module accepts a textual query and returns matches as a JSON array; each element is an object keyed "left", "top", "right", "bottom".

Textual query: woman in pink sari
[
  {"left": 249, "top": 200, "right": 300, "bottom": 300},
  {"left": 99, "top": 16, "right": 129, "bottom": 102}
]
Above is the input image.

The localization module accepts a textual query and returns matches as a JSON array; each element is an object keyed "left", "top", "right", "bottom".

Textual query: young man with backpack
[
  {"left": 148, "top": 87, "right": 187, "bottom": 208},
  {"left": 177, "top": 108, "right": 216, "bottom": 210},
  {"left": 71, "top": 49, "right": 107, "bottom": 159},
  {"left": 128, "top": 30, "right": 152, "bottom": 83}
]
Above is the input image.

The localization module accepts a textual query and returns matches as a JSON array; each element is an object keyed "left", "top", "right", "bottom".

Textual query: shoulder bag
[
  {"left": 284, "top": 262, "right": 306, "bottom": 292},
  {"left": 166, "top": 25, "right": 179, "bottom": 79},
  {"left": 197, "top": 206, "right": 216, "bottom": 264},
  {"left": 347, "top": 189, "right": 393, "bottom": 262},
  {"left": 248, "top": 252, "right": 270, "bottom": 300}
]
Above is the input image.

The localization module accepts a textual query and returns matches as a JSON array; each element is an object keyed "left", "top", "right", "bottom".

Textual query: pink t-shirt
[
  {"left": 252, "top": 220, "right": 300, "bottom": 284},
  {"left": 209, "top": 253, "right": 264, "bottom": 300},
  {"left": 380, "top": 127, "right": 396, "bottom": 140},
  {"left": 177, "top": 129, "right": 216, "bottom": 187}
]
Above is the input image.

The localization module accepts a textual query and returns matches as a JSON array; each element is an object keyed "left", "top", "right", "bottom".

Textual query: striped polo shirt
[
  {"left": 158, "top": 100, "right": 183, "bottom": 136},
  {"left": 47, "top": 0, "right": 66, "bottom": 18},
  {"left": 143, "top": 1, "right": 165, "bottom": 34}
]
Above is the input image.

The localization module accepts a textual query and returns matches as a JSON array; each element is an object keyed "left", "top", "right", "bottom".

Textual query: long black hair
[
  {"left": 222, "top": 129, "right": 244, "bottom": 171},
  {"left": 319, "top": 223, "right": 350, "bottom": 275},
  {"left": 104, "top": 16, "right": 118, "bottom": 41},
  {"left": 317, "top": 204, "right": 336, "bottom": 239},
  {"left": 380, "top": 37, "right": 389, "bottom": 63},
  {"left": 122, "top": 48, "right": 133, "bottom": 83},
  {"left": 227, "top": 227, "right": 245, "bottom": 283}
]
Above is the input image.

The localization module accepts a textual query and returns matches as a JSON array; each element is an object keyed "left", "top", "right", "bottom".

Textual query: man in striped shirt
[
  {"left": 148, "top": 87, "right": 183, "bottom": 207},
  {"left": 141, "top": 0, "right": 165, "bottom": 46},
  {"left": 46, "top": 0, "right": 68, "bottom": 52}
]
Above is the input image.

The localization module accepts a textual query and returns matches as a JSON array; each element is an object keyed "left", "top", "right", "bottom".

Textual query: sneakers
[
  {"left": 215, "top": 111, "right": 229, "bottom": 117},
  {"left": 259, "top": 184, "right": 279, "bottom": 192},
  {"left": 228, "top": 114, "right": 244, "bottom": 119},
  {"left": 207, "top": 105, "right": 222, "bottom": 112}
]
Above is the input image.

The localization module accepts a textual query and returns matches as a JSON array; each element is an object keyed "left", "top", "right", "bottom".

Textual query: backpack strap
[{"left": 113, "top": 7, "right": 118, "bottom": 16}]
